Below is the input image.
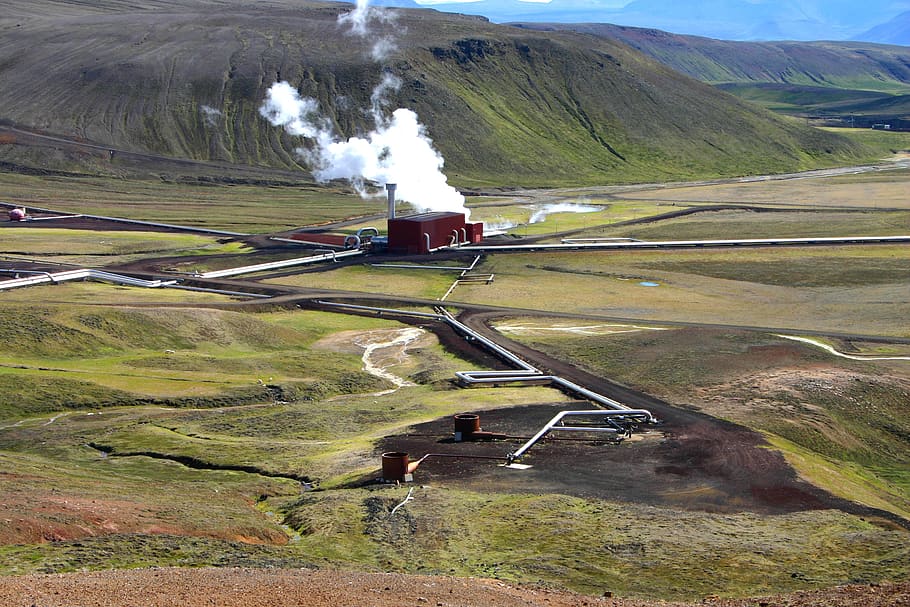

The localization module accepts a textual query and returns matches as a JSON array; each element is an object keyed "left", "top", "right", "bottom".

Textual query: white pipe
[
  {"left": 439, "top": 308, "right": 538, "bottom": 371},
  {"left": 315, "top": 303, "right": 656, "bottom": 441},
  {"left": 23, "top": 214, "right": 84, "bottom": 222},
  {"left": 0, "top": 269, "right": 58, "bottom": 284},
  {"left": 552, "top": 377, "right": 630, "bottom": 411},
  {"left": 0, "top": 268, "right": 177, "bottom": 291},
  {"left": 509, "top": 409, "right": 654, "bottom": 462},
  {"left": 372, "top": 263, "right": 473, "bottom": 271},
  {"left": 461, "top": 235, "right": 910, "bottom": 253},
  {"left": 561, "top": 237, "right": 639, "bottom": 244},
  {"left": 195, "top": 249, "right": 363, "bottom": 278},
  {"left": 316, "top": 300, "right": 446, "bottom": 320},
  {"left": 439, "top": 280, "right": 460, "bottom": 302},
  {"left": 1, "top": 202, "right": 247, "bottom": 236}
]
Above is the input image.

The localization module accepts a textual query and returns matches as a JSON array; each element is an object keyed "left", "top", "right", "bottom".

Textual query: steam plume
[
  {"left": 338, "top": 0, "right": 398, "bottom": 60},
  {"left": 200, "top": 105, "right": 222, "bottom": 126},
  {"left": 259, "top": 0, "right": 467, "bottom": 217},
  {"left": 337, "top": 0, "right": 373, "bottom": 36},
  {"left": 260, "top": 81, "right": 466, "bottom": 215}
]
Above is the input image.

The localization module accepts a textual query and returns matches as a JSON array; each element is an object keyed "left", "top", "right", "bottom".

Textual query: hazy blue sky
[
  {"left": 392, "top": 0, "right": 909, "bottom": 43},
  {"left": 414, "top": 0, "right": 631, "bottom": 5}
]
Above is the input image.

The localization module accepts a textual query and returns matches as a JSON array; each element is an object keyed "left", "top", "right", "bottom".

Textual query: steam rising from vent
[
  {"left": 338, "top": 0, "right": 398, "bottom": 61},
  {"left": 528, "top": 202, "right": 604, "bottom": 224},
  {"left": 370, "top": 73, "right": 401, "bottom": 121},
  {"left": 259, "top": 1, "right": 467, "bottom": 217},
  {"left": 337, "top": 0, "right": 373, "bottom": 36},
  {"left": 258, "top": 84, "right": 327, "bottom": 139},
  {"left": 200, "top": 105, "right": 222, "bottom": 126}
]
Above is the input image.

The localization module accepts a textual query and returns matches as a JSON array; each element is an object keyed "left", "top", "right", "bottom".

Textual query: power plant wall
[{"left": 388, "top": 212, "right": 469, "bottom": 254}]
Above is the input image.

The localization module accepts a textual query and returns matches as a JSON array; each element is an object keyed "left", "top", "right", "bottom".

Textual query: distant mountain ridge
[{"left": 857, "top": 10, "right": 910, "bottom": 45}]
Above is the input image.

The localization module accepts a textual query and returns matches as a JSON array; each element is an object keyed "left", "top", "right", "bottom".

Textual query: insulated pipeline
[{"left": 508, "top": 409, "right": 654, "bottom": 462}]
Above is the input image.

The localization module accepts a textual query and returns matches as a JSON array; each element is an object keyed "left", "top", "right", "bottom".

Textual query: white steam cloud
[
  {"left": 338, "top": 0, "right": 398, "bottom": 60},
  {"left": 370, "top": 37, "right": 397, "bottom": 62},
  {"left": 317, "top": 107, "right": 465, "bottom": 214},
  {"left": 337, "top": 0, "right": 373, "bottom": 36},
  {"left": 200, "top": 105, "right": 222, "bottom": 126},
  {"left": 370, "top": 72, "right": 402, "bottom": 121},
  {"left": 527, "top": 202, "right": 604, "bottom": 224},
  {"left": 259, "top": 0, "right": 467, "bottom": 217},
  {"left": 258, "top": 84, "right": 327, "bottom": 139},
  {"left": 260, "top": 81, "right": 466, "bottom": 215}
]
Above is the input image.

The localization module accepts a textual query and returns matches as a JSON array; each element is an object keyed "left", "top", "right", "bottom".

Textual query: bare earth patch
[
  {"left": 0, "top": 487, "right": 286, "bottom": 546},
  {"left": 0, "top": 488, "right": 169, "bottom": 545},
  {"left": 693, "top": 366, "right": 910, "bottom": 426}
]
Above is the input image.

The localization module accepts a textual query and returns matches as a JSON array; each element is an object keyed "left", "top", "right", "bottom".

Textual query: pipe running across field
[
  {"left": 194, "top": 249, "right": 363, "bottom": 278},
  {"left": 0, "top": 268, "right": 178, "bottom": 290},
  {"left": 317, "top": 302, "right": 658, "bottom": 454},
  {"left": 507, "top": 409, "right": 655, "bottom": 463}
]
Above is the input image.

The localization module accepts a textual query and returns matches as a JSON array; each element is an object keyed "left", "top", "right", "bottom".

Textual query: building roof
[{"left": 388, "top": 212, "right": 465, "bottom": 224}]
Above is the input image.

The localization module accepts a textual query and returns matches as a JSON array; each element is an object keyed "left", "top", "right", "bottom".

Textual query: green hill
[
  {"left": 512, "top": 22, "right": 910, "bottom": 130},
  {"left": 514, "top": 23, "right": 910, "bottom": 92},
  {"left": 0, "top": 0, "right": 868, "bottom": 187}
]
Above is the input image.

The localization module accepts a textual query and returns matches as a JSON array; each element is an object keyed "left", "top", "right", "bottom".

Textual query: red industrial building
[{"left": 388, "top": 212, "right": 483, "bottom": 254}]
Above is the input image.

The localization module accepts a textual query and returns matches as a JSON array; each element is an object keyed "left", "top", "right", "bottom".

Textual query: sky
[
  {"left": 415, "top": 0, "right": 632, "bottom": 4},
  {"left": 397, "top": 0, "right": 910, "bottom": 43}
]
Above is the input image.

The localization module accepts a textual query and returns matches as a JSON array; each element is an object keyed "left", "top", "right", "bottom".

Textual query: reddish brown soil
[
  {"left": 1, "top": 212, "right": 179, "bottom": 233},
  {"left": 373, "top": 311, "right": 909, "bottom": 528},
  {"left": 1, "top": 568, "right": 907, "bottom": 607}
]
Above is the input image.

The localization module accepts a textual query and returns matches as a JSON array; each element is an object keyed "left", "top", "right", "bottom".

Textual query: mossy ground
[{"left": 274, "top": 486, "right": 909, "bottom": 600}]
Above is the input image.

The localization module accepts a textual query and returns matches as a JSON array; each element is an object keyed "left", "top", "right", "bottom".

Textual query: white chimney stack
[{"left": 386, "top": 183, "right": 397, "bottom": 220}]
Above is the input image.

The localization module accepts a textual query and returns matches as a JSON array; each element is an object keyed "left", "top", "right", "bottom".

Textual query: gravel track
[{"left": 1, "top": 568, "right": 908, "bottom": 607}]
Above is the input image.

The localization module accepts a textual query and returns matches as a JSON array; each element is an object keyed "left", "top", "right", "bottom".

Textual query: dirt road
[{"left": 2, "top": 567, "right": 908, "bottom": 607}]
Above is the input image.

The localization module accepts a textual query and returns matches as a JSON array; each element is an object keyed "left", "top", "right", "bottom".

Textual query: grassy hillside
[
  {"left": 514, "top": 23, "right": 910, "bottom": 127},
  {"left": 715, "top": 83, "right": 892, "bottom": 113},
  {"left": 516, "top": 24, "right": 910, "bottom": 93},
  {"left": 0, "top": 0, "right": 868, "bottom": 187}
]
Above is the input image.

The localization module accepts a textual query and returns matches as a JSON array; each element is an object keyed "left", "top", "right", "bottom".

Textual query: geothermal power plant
[
  {"left": 285, "top": 183, "right": 483, "bottom": 253},
  {"left": 384, "top": 184, "right": 484, "bottom": 254}
]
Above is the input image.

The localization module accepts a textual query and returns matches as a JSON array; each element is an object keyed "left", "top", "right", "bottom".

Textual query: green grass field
[
  {"left": 0, "top": 173, "right": 380, "bottom": 233},
  {"left": 453, "top": 246, "right": 910, "bottom": 338}
]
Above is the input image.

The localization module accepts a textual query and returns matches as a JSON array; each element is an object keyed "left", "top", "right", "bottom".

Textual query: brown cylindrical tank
[
  {"left": 381, "top": 451, "right": 410, "bottom": 482},
  {"left": 453, "top": 413, "right": 481, "bottom": 441}
]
